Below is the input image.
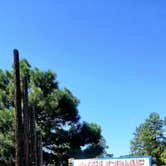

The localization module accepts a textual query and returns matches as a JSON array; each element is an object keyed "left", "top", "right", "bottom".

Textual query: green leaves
[
  {"left": 0, "top": 70, "right": 14, "bottom": 109},
  {"left": 0, "top": 59, "right": 106, "bottom": 165},
  {"left": 0, "top": 109, "right": 15, "bottom": 165},
  {"left": 0, "top": 109, "right": 14, "bottom": 134},
  {"left": 130, "top": 112, "right": 166, "bottom": 165}
]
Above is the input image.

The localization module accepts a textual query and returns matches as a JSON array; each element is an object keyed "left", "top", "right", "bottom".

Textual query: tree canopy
[
  {"left": 0, "top": 59, "right": 107, "bottom": 166},
  {"left": 130, "top": 112, "right": 166, "bottom": 165}
]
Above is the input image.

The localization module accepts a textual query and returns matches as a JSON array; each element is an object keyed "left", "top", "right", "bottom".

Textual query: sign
[{"left": 72, "top": 156, "right": 151, "bottom": 166}]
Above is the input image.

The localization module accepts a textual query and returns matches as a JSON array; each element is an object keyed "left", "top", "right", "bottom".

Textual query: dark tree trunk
[
  {"left": 37, "top": 134, "right": 43, "bottom": 166},
  {"left": 23, "top": 76, "right": 29, "bottom": 166},
  {"left": 29, "top": 106, "right": 37, "bottom": 166},
  {"left": 13, "top": 49, "right": 23, "bottom": 166}
]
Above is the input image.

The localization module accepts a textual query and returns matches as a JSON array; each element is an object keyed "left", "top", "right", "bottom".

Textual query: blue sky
[{"left": 1, "top": 0, "right": 166, "bottom": 156}]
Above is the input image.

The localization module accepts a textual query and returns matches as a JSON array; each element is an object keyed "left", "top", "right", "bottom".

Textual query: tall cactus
[
  {"left": 14, "top": 49, "right": 43, "bottom": 166},
  {"left": 29, "top": 106, "right": 37, "bottom": 166},
  {"left": 13, "top": 49, "right": 23, "bottom": 166},
  {"left": 37, "top": 134, "right": 43, "bottom": 166},
  {"left": 23, "top": 76, "right": 29, "bottom": 166}
]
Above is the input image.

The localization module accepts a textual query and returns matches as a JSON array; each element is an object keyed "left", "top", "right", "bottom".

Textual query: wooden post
[
  {"left": 29, "top": 106, "right": 37, "bottom": 166},
  {"left": 37, "top": 134, "right": 43, "bottom": 166},
  {"left": 23, "top": 76, "right": 29, "bottom": 166},
  {"left": 13, "top": 49, "right": 23, "bottom": 166},
  {"left": 68, "top": 158, "right": 73, "bottom": 166}
]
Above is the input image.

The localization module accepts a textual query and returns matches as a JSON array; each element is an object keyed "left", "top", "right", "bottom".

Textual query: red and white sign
[{"left": 73, "top": 157, "right": 151, "bottom": 166}]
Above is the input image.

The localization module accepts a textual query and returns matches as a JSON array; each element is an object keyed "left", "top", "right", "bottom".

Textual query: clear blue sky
[{"left": 1, "top": 0, "right": 166, "bottom": 156}]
